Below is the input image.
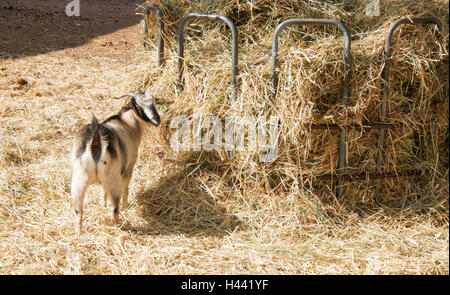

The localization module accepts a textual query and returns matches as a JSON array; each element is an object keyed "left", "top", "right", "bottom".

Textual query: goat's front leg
[
  {"left": 122, "top": 185, "right": 129, "bottom": 210},
  {"left": 121, "top": 162, "right": 136, "bottom": 210},
  {"left": 71, "top": 171, "right": 90, "bottom": 235}
]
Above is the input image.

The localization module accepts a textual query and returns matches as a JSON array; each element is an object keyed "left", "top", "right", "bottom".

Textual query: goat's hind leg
[
  {"left": 71, "top": 171, "right": 90, "bottom": 235},
  {"left": 103, "top": 189, "right": 109, "bottom": 208}
]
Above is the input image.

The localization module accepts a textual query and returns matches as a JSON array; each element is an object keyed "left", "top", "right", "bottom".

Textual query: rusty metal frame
[
  {"left": 177, "top": 13, "right": 239, "bottom": 102},
  {"left": 271, "top": 18, "right": 352, "bottom": 198},
  {"left": 143, "top": 4, "right": 164, "bottom": 66},
  {"left": 311, "top": 123, "right": 399, "bottom": 130},
  {"left": 375, "top": 16, "right": 443, "bottom": 200}
]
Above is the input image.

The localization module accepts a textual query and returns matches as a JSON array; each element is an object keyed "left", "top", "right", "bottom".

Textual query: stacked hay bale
[{"left": 136, "top": 0, "right": 448, "bottom": 214}]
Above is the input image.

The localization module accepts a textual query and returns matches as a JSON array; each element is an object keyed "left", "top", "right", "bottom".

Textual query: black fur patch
[
  {"left": 99, "top": 125, "right": 118, "bottom": 160},
  {"left": 103, "top": 113, "right": 123, "bottom": 124},
  {"left": 91, "top": 129, "right": 102, "bottom": 162},
  {"left": 77, "top": 125, "right": 94, "bottom": 159},
  {"left": 146, "top": 104, "right": 160, "bottom": 126},
  {"left": 76, "top": 122, "right": 118, "bottom": 162}
]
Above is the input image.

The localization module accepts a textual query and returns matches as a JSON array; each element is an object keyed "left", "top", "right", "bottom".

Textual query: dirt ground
[
  {"left": 0, "top": 1, "right": 448, "bottom": 274},
  {"left": 0, "top": 0, "right": 161, "bottom": 274}
]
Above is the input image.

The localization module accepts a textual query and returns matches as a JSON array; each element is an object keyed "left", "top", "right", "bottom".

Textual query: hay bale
[{"left": 137, "top": 0, "right": 448, "bottom": 216}]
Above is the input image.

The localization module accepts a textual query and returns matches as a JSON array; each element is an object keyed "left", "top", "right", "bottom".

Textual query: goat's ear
[
  {"left": 150, "top": 93, "right": 156, "bottom": 105},
  {"left": 143, "top": 89, "right": 151, "bottom": 98},
  {"left": 143, "top": 90, "right": 156, "bottom": 104}
]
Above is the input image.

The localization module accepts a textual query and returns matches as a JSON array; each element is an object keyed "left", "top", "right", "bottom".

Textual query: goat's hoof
[{"left": 111, "top": 216, "right": 119, "bottom": 226}]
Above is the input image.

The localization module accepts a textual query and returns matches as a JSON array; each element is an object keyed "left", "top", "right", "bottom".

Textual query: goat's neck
[{"left": 120, "top": 109, "right": 144, "bottom": 145}]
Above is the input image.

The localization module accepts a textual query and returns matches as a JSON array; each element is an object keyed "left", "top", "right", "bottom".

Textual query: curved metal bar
[
  {"left": 177, "top": 13, "right": 239, "bottom": 102},
  {"left": 271, "top": 18, "right": 352, "bottom": 100},
  {"left": 271, "top": 18, "right": 352, "bottom": 198},
  {"left": 143, "top": 4, "right": 164, "bottom": 66},
  {"left": 376, "top": 16, "right": 443, "bottom": 200}
]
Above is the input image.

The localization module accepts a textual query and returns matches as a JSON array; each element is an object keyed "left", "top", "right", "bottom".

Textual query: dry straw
[{"left": 138, "top": 0, "right": 448, "bottom": 215}]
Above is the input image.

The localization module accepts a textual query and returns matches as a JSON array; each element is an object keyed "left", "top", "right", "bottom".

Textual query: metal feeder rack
[
  {"left": 176, "top": 12, "right": 239, "bottom": 104},
  {"left": 375, "top": 17, "right": 443, "bottom": 200},
  {"left": 270, "top": 18, "right": 352, "bottom": 198},
  {"left": 142, "top": 6, "right": 444, "bottom": 200},
  {"left": 143, "top": 4, "right": 164, "bottom": 66}
]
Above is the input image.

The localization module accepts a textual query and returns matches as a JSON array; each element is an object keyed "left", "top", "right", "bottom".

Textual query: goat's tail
[{"left": 90, "top": 114, "right": 102, "bottom": 162}]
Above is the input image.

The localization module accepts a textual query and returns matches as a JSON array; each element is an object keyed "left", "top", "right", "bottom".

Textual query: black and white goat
[{"left": 70, "top": 90, "right": 160, "bottom": 234}]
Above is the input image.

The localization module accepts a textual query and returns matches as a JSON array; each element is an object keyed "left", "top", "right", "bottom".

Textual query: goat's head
[{"left": 127, "top": 90, "right": 161, "bottom": 127}]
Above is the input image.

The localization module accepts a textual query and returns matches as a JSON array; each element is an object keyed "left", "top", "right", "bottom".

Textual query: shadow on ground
[
  {"left": 123, "top": 160, "right": 243, "bottom": 237},
  {"left": 0, "top": 0, "right": 142, "bottom": 58}
]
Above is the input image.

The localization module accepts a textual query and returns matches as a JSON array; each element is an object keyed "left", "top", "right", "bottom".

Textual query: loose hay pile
[{"left": 136, "top": 0, "right": 449, "bottom": 217}]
